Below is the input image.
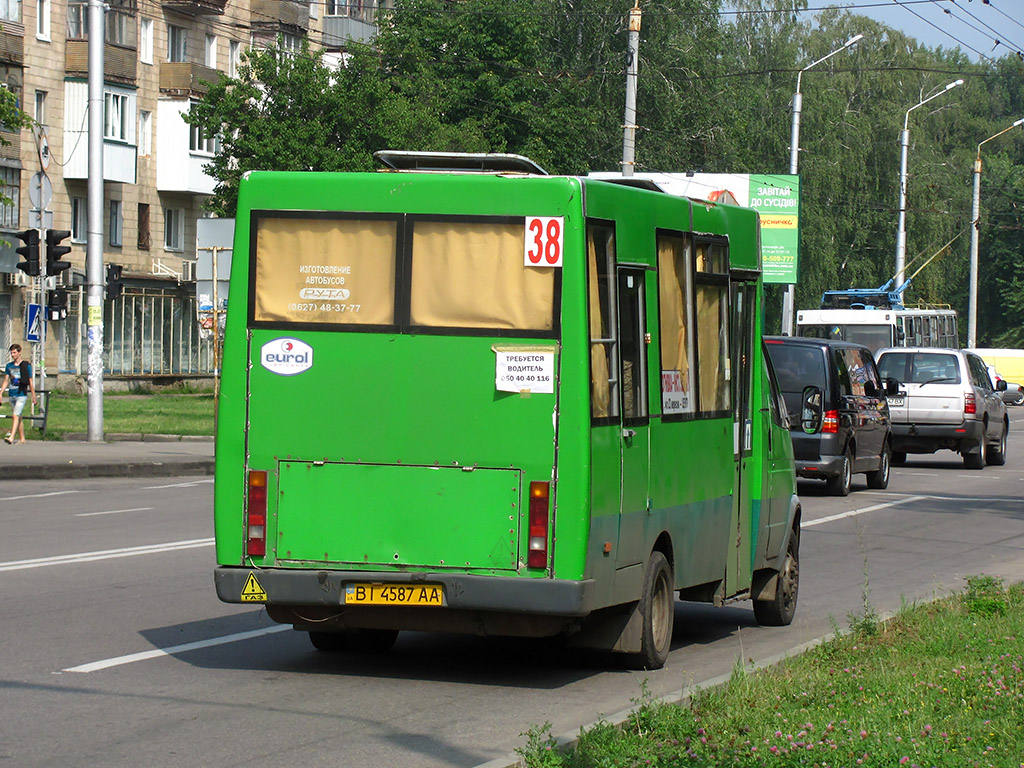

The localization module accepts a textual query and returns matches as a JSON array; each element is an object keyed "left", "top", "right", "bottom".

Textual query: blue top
[{"left": 5, "top": 361, "right": 31, "bottom": 397}]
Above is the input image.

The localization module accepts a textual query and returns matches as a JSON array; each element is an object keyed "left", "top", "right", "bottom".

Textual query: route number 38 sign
[{"left": 524, "top": 216, "right": 564, "bottom": 268}]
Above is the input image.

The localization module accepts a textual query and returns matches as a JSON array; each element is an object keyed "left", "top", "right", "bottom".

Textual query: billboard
[{"left": 590, "top": 172, "right": 801, "bottom": 285}]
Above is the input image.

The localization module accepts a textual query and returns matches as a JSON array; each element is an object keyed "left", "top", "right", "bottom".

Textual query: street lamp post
[
  {"left": 968, "top": 118, "right": 1024, "bottom": 347},
  {"left": 781, "top": 33, "right": 862, "bottom": 336},
  {"left": 894, "top": 79, "right": 964, "bottom": 288}
]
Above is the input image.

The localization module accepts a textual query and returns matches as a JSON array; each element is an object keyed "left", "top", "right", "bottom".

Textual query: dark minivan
[{"left": 765, "top": 336, "right": 893, "bottom": 495}]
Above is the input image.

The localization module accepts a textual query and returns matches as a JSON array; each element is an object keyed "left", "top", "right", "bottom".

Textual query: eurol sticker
[{"left": 260, "top": 338, "right": 313, "bottom": 376}]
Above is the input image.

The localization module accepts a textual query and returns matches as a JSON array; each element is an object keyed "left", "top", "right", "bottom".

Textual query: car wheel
[
  {"left": 866, "top": 444, "right": 890, "bottom": 489},
  {"left": 754, "top": 532, "right": 799, "bottom": 627},
  {"left": 891, "top": 451, "right": 907, "bottom": 466},
  {"left": 625, "top": 551, "right": 674, "bottom": 670},
  {"left": 1010, "top": 392, "right": 1024, "bottom": 406},
  {"left": 964, "top": 435, "right": 987, "bottom": 470},
  {"left": 826, "top": 450, "right": 853, "bottom": 496},
  {"left": 987, "top": 423, "right": 1008, "bottom": 466}
]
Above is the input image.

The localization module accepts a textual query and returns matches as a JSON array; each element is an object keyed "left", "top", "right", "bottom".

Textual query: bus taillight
[
  {"left": 527, "top": 481, "right": 550, "bottom": 569},
  {"left": 247, "top": 470, "right": 268, "bottom": 558},
  {"left": 823, "top": 410, "right": 839, "bottom": 433}
]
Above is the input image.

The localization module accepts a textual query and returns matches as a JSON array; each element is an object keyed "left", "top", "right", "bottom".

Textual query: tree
[{"left": 0, "top": 86, "right": 32, "bottom": 208}]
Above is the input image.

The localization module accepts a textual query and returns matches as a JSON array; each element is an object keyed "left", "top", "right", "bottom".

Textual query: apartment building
[{"left": 0, "top": 0, "right": 387, "bottom": 385}]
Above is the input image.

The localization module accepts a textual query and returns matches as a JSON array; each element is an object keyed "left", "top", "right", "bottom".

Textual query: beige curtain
[
  {"left": 697, "top": 284, "right": 724, "bottom": 411},
  {"left": 588, "top": 230, "right": 610, "bottom": 418},
  {"left": 657, "top": 234, "right": 690, "bottom": 392},
  {"left": 254, "top": 217, "right": 397, "bottom": 325},
  {"left": 410, "top": 221, "right": 554, "bottom": 330}
]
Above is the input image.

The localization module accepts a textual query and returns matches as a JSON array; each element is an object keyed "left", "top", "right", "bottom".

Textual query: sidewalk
[{"left": 0, "top": 435, "right": 215, "bottom": 480}]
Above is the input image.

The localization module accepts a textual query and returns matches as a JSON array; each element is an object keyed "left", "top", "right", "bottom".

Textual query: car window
[
  {"left": 764, "top": 343, "right": 826, "bottom": 393},
  {"left": 834, "top": 349, "right": 853, "bottom": 396},
  {"left": 859, "top": 350, "right": 882, "bottom": 390},
  {"left": 877, "top": 352, "right": 908, "bottom": 383},
  {"left": 839, "top": 348, "right": 867, "bottom": 396},
  {"left": 967, "top": 355, "right": 991, "bottom": 391}
]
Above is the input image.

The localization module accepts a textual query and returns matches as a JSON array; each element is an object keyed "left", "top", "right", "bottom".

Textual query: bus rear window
[
  {"left": 253, "top": 216, "right": 397, "bottom": 326},
  {"left": 410, "top": 220, "right": 555, "bottom": 331}
]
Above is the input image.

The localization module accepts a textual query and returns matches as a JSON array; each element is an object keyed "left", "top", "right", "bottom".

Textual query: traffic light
[
  {"left": 106, "top": 263, "right": 123, "bottom": 300},
  {"left": 47, "top": 288, "right": 68, "bottom": 321},
  {"left": 15, "top": 229, "right": 40, "bottom": 277},
  {"left": 45, "top": 229, "right": 72, "bottom": 275}
]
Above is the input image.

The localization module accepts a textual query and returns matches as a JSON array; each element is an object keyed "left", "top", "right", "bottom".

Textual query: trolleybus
[{"left": 213, "top": 152, "right": 802, "bottom": 669}]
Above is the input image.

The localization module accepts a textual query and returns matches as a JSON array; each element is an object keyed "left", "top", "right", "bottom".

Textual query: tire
[
  {"left": 826, "top": 450, "right": 853, "bottom": 496},
  {"left": 309, "top": 629, "right": 399, "bottom": 654},
  {"left": 625, "top": 551, "right": 674, "bottom": 670},
  {"left": 987, "top": 424, "right": 1008, "bottom": 466},
  {"left": 1009, "top": 392, "right": 1024, "bottom": 406},
  {"left": 865, "top": 444, "right": 891, "bottom": 489},
  {"left": 891, "top": 451, "right": 907, "bottom": 467},
  {"left": 964, "top": 434, "right": 987, "bottom": 469},
  {"left": 754, "top": 533, "right": 799, "bottom": 626}
]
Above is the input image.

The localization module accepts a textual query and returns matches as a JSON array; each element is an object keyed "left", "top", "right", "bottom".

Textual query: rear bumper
[
  {"left": 795, "top": 454, "right": 846, "bottom": 480},
  {"left": 214, "top": 566, "right": 596, "bottom": 617},
  {"left": 890, "top": 419, "right": 983, "bottom": 453}
]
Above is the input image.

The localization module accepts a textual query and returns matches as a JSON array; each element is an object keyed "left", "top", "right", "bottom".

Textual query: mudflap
[{"left": 565, "top": 601, "right": 644, "bottom": 654}]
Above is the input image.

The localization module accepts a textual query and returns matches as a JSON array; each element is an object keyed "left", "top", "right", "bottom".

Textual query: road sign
[
  {"left": 26, "top": 303, "right": 42, "bottom": 342},
  {"left": 29, "top": 172, "right": 52, "bottom": 210}
]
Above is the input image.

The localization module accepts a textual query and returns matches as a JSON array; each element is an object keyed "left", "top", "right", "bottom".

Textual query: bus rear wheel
[
  {"left": 309, "top": 629, "right": 399, "bottom": 654},
  {"left": 754, "top": 535, "right": 799, "bottom": 627},
  {"left": 626, "top": 551, "right": 674, "bottom": 670}
]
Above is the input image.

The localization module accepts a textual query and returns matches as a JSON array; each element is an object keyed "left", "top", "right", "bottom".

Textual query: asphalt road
[{"left": 2, "top": 410, "right": 1024, "bottom": 768}]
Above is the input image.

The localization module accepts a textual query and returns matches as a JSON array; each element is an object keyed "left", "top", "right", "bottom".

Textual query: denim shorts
[{"left": 10, "top": 395, "right": 27, "bottom": 417}]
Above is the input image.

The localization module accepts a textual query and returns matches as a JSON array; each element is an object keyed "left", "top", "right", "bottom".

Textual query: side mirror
[
  {"left": 997, "top": 379, "right": 1008, "bottom": 392},
  {"left": 884, "top": 378, "right": 901, "bottom": 397},
  {"left": 801, "top": 385, "right": 823, "bottom": 434}
]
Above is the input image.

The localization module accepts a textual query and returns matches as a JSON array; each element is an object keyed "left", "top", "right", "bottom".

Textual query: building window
[
  {"left": 67, "top": 0, "right": 84, "bottom": 38},
  {"left": 138, "top": 110, "right": 151, "bottom": 156},
  {"left": 228, "top": 40, "right": 241, "bottom": 77},
  {"left": 168, "top": 24, "right": 187, "bottom": 62},
  {"left": 0, "top": 0, "right": 21, "bottom": 23},
  {"left": 36, "top": 0, "right": 50, "bottom": 40},
  {"left": 164, "top": 207, "right": 183, "bottom": 251},
  {"left": 138, "top": 203, "right": 150, "bottom": 250},
  {"left": 71, "top": 197, "right": 87, "bottom": 243},
  {"left": 189, "top": 104, "right": 218, "bottom": 155},
  {"left": 280, "top": 33, "right": 301, "bottom": 57},
  {"left": 109, "top": 200, "right": 122, "bottom": 247},
  {"left": 104, "top": 92, "right": 129, "bottom": 141},
  {"left": 140, "top": 18, "right": 153, "bottom": 64},
  {"left": 0, "top": 167, "right": 20, "bottom": 229},
  {"left": 205, "top": 34, "right": 217, "bottom": 68},
  {"left": 34, "top": 91, "right": 46, "bottom": 125}
]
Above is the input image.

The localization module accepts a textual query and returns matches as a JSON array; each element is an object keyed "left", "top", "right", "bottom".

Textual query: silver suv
[{"left": 875, "top": 348, "right": 1008, "bottom": 469}]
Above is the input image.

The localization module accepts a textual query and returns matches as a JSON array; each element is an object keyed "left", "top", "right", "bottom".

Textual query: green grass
[
  {"left": 518, "top": 577, "right": 1024, "bottom": 768},
  {"left": 13, "top": 392, "right": 215, "bottom": 439}
]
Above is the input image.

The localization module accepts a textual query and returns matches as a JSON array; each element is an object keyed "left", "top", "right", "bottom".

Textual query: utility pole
[
  {"left": 86, "top": 0, "right": 105, "bottom": 441},
  {"left": 620, "top": 1, "right": 641, "bottom": 177}
]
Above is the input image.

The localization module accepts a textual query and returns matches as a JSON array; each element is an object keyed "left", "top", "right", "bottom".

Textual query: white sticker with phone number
[{"left": 524, "top": 217, "right": 563, "bottom": 268}]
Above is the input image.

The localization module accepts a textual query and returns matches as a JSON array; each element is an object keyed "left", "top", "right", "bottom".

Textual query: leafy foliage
[{"left": 190, "top": 1, "right": 1024, "bottom": 343}]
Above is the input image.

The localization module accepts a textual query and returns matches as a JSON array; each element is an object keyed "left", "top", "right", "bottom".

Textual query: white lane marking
[
  {"left": 142, "top": 479, "right": 214, "bottom": 490},
  {"left": 63, "top": 625, "right": 292, "bottom": 673},
  {"left": 905, "top": 472, "right": 939, "bottom": 477},
  {"left": 0, "top": 538, "right": 214, "bottom": 572},
  {"left": 0, "top": 490, "right": 94, "bottom": 502},
  {"left": 76, "top": 507, "right": 155, "bottom": 518},
  {"left": 803, "top": 496, "right": 927, "bottom": 528}
]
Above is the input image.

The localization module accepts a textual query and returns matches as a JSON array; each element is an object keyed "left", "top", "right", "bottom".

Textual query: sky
[{"left": 841, "top": 0, "right": 1024, "bottom": 62}]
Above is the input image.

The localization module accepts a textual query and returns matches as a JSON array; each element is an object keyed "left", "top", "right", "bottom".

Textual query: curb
[
  {"left": 2, "top": 460, "right": 215, "bottom": 480},
  {"left": 61, "top": 433, "right": 214, "bottom": 442}
]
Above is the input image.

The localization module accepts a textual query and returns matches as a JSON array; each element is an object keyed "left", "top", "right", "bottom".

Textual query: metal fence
[{"left": 59, "top": 286, "right": 215, "bottom": 376}]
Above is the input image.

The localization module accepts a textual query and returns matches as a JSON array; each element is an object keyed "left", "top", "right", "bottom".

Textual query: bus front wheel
[{"left": 626, "top": 551, "right": 674, "bottom": 670}]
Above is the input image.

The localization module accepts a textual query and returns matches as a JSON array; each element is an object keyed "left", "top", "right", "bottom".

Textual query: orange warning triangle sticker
[{"left": 241, "top": 572, "right": 267, "bottom": 602}]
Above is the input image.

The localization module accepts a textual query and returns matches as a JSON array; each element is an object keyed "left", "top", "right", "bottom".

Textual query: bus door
[
  {"left": 616, "top": 266, "right": 650, "bottom": 566},
  {"left": 727, "top": 278, "right": 757, "bottom": 593}
]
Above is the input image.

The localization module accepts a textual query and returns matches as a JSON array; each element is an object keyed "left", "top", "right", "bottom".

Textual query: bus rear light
[
  {"left": 964, "top": 393, "right": 977, "bottom": 414},
  {"left": 247, "top": 470, "right": 268, "bottom": 558},
  {"left": 527, "top": 481, "right": 550, "bottom": 569},
  {"left": 822, "top": 409, "right": 839, "bottom": 433}
]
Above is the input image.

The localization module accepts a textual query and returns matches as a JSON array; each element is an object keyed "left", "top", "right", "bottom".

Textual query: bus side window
[
  {"left": 656, "top": 231, "right": 695, "bottom": 415},
  {"left": 695, "top": 239, "right": 730, "bottom": 413},
  {"left": 588, "top": 222, "right": 618, "bottom": 420}
]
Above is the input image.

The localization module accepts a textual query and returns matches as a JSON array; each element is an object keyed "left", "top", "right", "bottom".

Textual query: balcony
[
  {"left": 0, "top": 25, "right": 24, "bottom": 65},
  {"left": 66, "top": 3, "right": 137, "bottom": 84},
  {"left": 156, "top": 100, "right": 217, "bottom": 195},
  {"left": 62, "top": 83, "right": 137, "bottom": 184},
  {"left": 161, "top": 0, "right": 227, "bottom": 15},
  {"left": 250, "top": 0, "right": 309, "bottom": 32},
  {"left": 323, "top": 14, "right": 376, "bottom": 47},
  {"left": 159, "top": 62, "right": 223, "bottom": 97}
]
